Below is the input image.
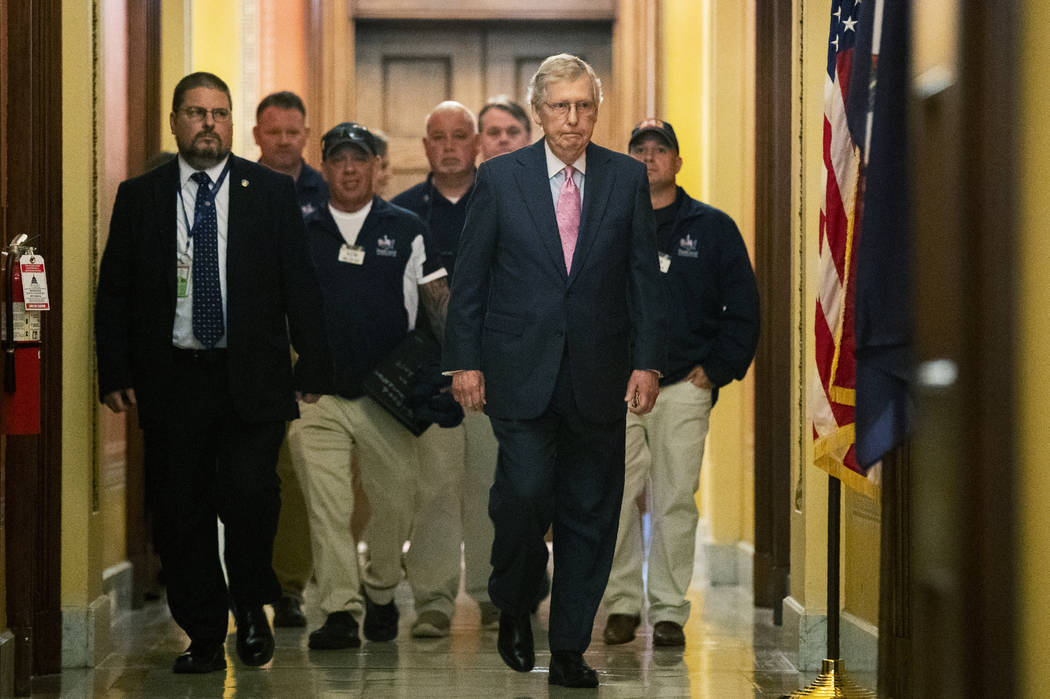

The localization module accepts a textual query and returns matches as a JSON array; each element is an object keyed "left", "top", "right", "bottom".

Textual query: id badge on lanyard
[
  {"left": 177, "top": 160, "right": 231, "bottom": 297},
  {"left": 177, "top": 254, "right": 192, "bottom": 297}
]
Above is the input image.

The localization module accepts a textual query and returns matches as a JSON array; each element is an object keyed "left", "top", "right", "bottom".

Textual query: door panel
[
  {"left": 355, "top": 22, "right": 484, "bottom": 195},
  {"left": 356, "top": 20, "right": 613, "bottom": 197}
]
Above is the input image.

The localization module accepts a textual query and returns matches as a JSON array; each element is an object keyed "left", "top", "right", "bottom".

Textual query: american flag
[{"left": 811, "top": 0, "right": 881, "bottom": 496}]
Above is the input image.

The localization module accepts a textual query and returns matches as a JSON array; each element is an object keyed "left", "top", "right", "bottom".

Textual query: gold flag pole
[
  {"left": 787, "top": 658, "right": 878, "bottom": 698},
  {"left": 784, "top": 478, "right": 877, "bottom": 699}
]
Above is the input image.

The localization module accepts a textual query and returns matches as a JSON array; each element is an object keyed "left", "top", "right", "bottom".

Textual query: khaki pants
[
  {"left": 406, "top": 410, "right": 500, "bottom": 616},
  {"left": 289, "top": 395, "right": 417, "bottom": 616},
  {"left": 603, "top": 379, "right": 713, "bottom": 626}
]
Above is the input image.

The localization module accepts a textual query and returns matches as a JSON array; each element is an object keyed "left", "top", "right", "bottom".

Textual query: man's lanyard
[{"left": 177, "top": 159, "right": 232, "bottom": 249}]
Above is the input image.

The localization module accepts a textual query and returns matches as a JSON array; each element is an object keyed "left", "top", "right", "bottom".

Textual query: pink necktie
[{"left": 555, "top": 165, "right": 580, "bottom": 272}]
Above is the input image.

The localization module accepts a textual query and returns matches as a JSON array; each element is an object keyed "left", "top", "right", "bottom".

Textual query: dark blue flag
[{"left": 855, "top": 0, "right": 913, "bottom": 468}]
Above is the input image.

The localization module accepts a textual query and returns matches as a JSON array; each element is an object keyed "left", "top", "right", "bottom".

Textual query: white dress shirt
[
  {"left": 173, "top": 154, "right": 231, "bottom": 349},
  {"left": 544, "top": 140, "right": 586, "bottom": 211}
]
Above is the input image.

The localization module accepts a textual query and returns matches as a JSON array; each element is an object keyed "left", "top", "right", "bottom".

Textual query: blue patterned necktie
[{"left": 190, "top": 171, "right": 224, "bottom": 348}]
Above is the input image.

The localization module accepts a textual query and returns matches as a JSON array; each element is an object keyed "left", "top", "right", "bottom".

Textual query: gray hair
[{"left": 527, "top": 54, "right": 603, "bottom": 112}]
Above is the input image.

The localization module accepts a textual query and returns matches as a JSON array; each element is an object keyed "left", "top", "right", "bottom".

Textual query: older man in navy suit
[{"left": 445, "top": 54, "right": 665, "bottom": 688}]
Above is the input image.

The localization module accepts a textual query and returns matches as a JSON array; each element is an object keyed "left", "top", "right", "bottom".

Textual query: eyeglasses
[
  {"left": 544, "top": 101, "right": 597, "bottom": 117},
  {"left": 180, "top": 106, "right": 232, "bottom": 123}
]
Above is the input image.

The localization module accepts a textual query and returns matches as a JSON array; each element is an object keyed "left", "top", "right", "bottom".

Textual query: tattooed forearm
[{"left": 420, "top": 277, "right": 450, "bottom": 345}]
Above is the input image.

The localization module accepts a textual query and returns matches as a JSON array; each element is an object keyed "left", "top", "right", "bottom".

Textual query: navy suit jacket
[
  {"left": 95, "top": 155, "right": 332, "bottom": 427},
  {"left": 444, "top": 139, "right": 666, "bottom": 423}
]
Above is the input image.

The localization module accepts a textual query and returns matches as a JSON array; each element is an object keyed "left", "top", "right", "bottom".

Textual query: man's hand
[
  {"left": 295, "top": 391, "right": 322, "bottom": 404},
  {"left": 687, "top": 365, "right": 712, "bottom": 390},
  {"left": 451, "top": 370, "right": 486, "bottom": 412},
  {"left": 624, "top": 370, "right": 660, "bottom": 415},
  {"left": 103, "top": 388, "right": 137, "bottom": 413}
]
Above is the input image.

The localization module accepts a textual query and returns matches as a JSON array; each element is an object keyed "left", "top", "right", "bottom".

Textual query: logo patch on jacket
[
  {"left": 677, "top": 234, "right": 699, "bottom": 258},
  {"left": 376, "top": 234, "right": 397, "bottom": 257}
]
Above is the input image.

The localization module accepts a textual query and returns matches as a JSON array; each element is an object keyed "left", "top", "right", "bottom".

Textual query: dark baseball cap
[
  {"left": 629, "top": 118, "right": 679, "bottom": 152},
  {"left": 321, "top": 122, "right": 376, "bottom": 159}
]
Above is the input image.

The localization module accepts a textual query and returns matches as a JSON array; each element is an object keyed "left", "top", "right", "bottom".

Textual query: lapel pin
[{"left": 241, "top": 179, "right": 249, "bottom": 187}]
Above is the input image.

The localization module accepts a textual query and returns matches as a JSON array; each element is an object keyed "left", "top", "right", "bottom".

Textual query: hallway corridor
[{"left": 28, "top": 569, "right": 868, "bottom": 698}]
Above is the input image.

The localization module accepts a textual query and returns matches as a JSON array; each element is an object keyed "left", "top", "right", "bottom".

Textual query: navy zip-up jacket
[
  {"left": 658, "top": 187, "right": 759, "bottom": 401},
  {"left": 304, "top": 197, "right": 445, "bottom": 399}
]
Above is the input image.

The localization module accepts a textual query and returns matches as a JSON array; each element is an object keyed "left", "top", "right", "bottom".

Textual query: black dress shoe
[
  {"left": 362, "top": 588, "right": 399, "bottom": 642},
  {"left": 172, "top": 643, "right": 226, "bottom": 674},
  {"left": 235, "top": 605, "right": 275, "bottom": 666},
  {"left": 652, "top": 620, "right": 686, "bottom": 647},
  {"left": 497, "top": 612, "right": 534, "bottom": 672},
  {"left": 603, "top": 613, "right": 641, "bottom": 645},
  {"left": 308, "top": 611, "right": 361, "bottom": 650},
  {"left": 273, "top": 594, "right": 307, "bottom": 628},
  {"left": 549, "top": 650, "right": 598, "bottom": 688}
]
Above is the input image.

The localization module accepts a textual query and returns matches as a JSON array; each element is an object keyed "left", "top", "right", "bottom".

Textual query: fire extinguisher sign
[{"left": 19, "top": 255, "right": 50, "bottom": 311}]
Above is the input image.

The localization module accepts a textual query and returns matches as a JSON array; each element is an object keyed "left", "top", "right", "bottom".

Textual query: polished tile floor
[{"left": 32, "top": 555, "right": 874, "bottom": 697}]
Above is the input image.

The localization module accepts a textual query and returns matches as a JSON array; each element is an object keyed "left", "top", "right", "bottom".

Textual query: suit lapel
[
  {"left": 153, "top": 159, "right": 181, "bottom": 309},
  {"left": 514, "top": 141, "right": 568, "bottom": 280},
  {"left": 568, "top": 143, "right": 613, "bottom": 285},
  {"left": 225, "top": 156, "right": 248, "bottom": 309}
]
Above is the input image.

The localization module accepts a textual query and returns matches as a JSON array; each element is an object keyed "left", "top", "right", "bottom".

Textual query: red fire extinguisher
[{"left": 1, "top": 235, "right": 42, "bottom": 435}]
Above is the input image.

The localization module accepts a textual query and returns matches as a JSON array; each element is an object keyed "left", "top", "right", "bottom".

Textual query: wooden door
[
  {"left": 354, "top": 21, "right": 485, "bottom": 196},
  {"left": 354, "top": 20, "right": 613, "bottom": 197}
]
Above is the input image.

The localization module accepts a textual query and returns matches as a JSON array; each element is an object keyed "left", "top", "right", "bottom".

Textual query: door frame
[
  {"left": 123, "top": 0, "right": 162, "bottom": 609},
  {"left": 751, "top": 0, "right": 792, "bottom": 621},
  {"left": 1, "top": 0, "right": 63, "bottom": 693}
]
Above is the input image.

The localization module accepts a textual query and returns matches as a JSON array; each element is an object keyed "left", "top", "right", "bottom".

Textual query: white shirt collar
[
  {"left": 178, "top": 154, "right": 231, "bottom": 188},
  {"left": 543, "top": 140, "right": 587, "bottom": 179}
]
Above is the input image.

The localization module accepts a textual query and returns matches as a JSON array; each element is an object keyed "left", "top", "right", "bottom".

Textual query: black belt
[{"left": 173, "top": 347, "right": 228, "bottom": 365}]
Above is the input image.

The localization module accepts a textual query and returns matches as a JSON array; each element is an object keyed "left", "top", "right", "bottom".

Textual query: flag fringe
[
  {"left": 814, "top": 452, "right": 881, "bottom": 501},
  {"left": 829, "top": 385, "right": 855, "bottom": 406}
]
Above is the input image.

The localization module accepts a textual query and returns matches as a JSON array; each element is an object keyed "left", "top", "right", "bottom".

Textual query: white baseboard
[
  {"left": 735, "top": 541, "right": 754, "bottom": 590},
  {"left": 781, "top": 596, "right": 879, "bottom": 672},
  {"left": 61, "top": 595, "right": 112, "bottom": 668},
  {"left": 781, "top": 595, "right": 827, "bottom": 671},
  {"left": 841, "top": 610, "right": 879, "bottom": 672},
  {"left": 0, "top": 629, "right": 14, "bottom": 697},
  {"left": 103, "top": 560, "right": 134, "bottom": 617},
  {"left": 702, "top": 540, "right": 754, "bottom": 587}
]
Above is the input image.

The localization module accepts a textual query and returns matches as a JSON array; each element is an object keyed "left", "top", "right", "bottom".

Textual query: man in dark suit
[
  {"left": 445, "top": 54, "right": 666, "bottom": 688},
  {"left": 95, "top": 72, "right": 331, "bottom": 674}
]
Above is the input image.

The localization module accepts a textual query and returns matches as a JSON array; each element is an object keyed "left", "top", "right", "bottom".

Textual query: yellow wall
[
  {"left": 160, "top": 1, "right": 188, "bottom": 152},
  {"left": 61, "top": 0, "right": 103, "bottom": 607},
  {"left": 662, "top": 0, "right": 757, "bottom": 552},
  {"left": 1019, "top": 0, "right": 1050, "bottom": 694},
  {"left": 190, "top": 0, "right": 250, "bottom": 156},
  {"left": 662, "top": 0, "right": 704, "bottom": 196},
  {"left": 700, "top": 1, "right": 757, "bottom": 547}
]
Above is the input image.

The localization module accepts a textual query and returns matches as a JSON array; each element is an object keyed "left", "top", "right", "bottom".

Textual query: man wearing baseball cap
[
  {"left": 288, "top": 122, "right": 450, "bottom": 649},
  {"left": 601, "top": 118, "right": 760, "bottom": 648}
]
